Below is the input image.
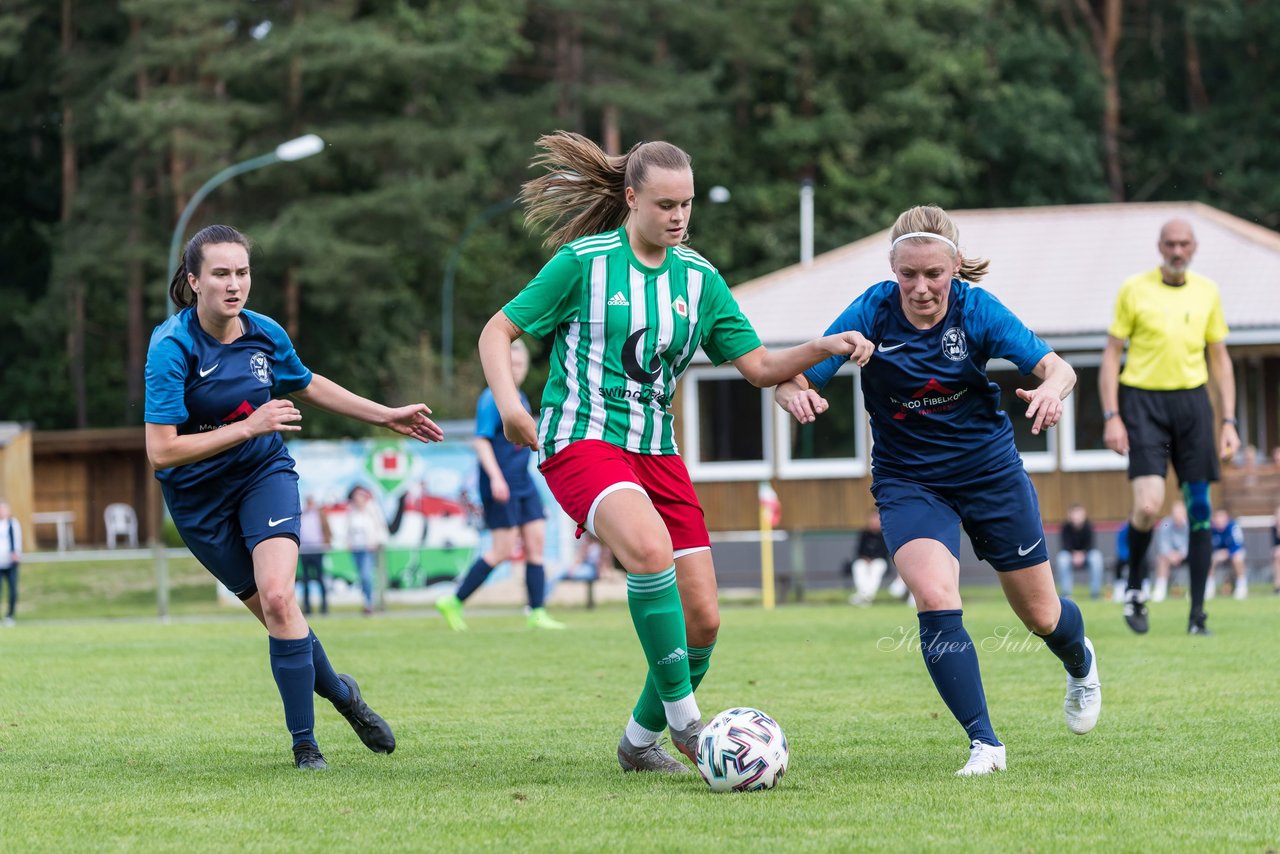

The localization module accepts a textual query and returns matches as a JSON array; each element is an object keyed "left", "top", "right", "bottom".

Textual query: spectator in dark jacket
[{"left": 1055, "top": 504, "right": 1104, "bottom": 599}]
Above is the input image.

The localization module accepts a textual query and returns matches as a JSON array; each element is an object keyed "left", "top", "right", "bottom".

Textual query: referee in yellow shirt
[{"left": 1099, "top": 219, "right": 1239, "bottom": 636}]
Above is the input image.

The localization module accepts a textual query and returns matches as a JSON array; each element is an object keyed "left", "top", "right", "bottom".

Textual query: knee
[
  {"left": 620, "top": 539, "right": 674, "bottom": 575},
  {"left": 1132, "top": 502, "right": 1162, "bottom": 528},
  {"left": 1022, "top": 605, "right": 1059, "bottom": 636},
  {"left": 912, "top": 583, "right": 959, "bottom": 612},
  {"left": 259, "top": 586, "right": 296, "bottom": 623},
  {"left": 686, "top": 604, "right": 720, "bottom": 645}
]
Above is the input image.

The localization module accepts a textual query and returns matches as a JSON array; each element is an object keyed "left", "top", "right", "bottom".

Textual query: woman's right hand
[
  {"left": 502, "top": 408, "right": 541, "bottom": 451},
  {"left": 775, "top": 380, "right": 829, "bottom": 424},
  {"left": 245, "top": 399, "right": 303, "bottom": 436}
]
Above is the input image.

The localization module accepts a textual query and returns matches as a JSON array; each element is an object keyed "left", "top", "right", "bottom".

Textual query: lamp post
[
  {"left": 441, "top": 196, "right": 518, "bottom": 394},
  {"left": 799, "top": 177, "right": 814, "bottom": 266},
  {"left": 166, "top": 133, "right": 326, "bottom": 316}
]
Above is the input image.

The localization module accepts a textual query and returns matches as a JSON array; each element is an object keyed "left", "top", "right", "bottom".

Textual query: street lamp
[
  {"left": 166, "top": 133, "right": 326, "bottom": 316},
  {"left": 441, "top": 196, "right": 518, "bottom": 394}
]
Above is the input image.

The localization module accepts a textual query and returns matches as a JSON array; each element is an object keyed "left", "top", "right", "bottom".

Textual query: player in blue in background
[
  {"left": 776, "top": 205, "right": 1101, "bottom": 776},
  {"left": 145, "top": 224, "right": 445, "bottom": 770},
  {"left": 436, "top": 339, "right": 565, "bottom": 631}
]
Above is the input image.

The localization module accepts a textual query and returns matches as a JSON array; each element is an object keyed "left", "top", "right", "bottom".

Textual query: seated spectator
[
  {"left": 1209, "top": 508, "right": 1248, "bottom": 600},
  {"left": 1151, "top": 502, "right": 1189, "bottom": 603},
  {"left": 1054, "top": 503, "right": 1104, "bottom": 599},
  {"left": 848, "top": 509, "right": 890, "bottom": 606}
]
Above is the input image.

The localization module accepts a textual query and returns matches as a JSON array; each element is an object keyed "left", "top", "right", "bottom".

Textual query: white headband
[{"left": 891, "top": 231, "right": 958, "bottom": 253}]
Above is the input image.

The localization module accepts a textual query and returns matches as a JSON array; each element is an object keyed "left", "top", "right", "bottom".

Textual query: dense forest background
[{"left": 2, "top": 0, "right": 1277, "bottom": 432}]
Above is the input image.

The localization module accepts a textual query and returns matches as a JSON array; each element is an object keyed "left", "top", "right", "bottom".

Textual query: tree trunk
[
  {"left": 1184, "top": 13, "right": 1210, "bottom": 112},
  {"left": 125, "top": 16, "right": 148, "bottom": 421},
  {"left": 61, "top": 0, "right": 86, "bottom": 428},
  {"left": 283, "top": 2, "right": 304, "bottom": 341},
  {"left": 602, "top": 104, "right": 620, "bottom": 155},
  {"left": 1073, "top": 0, "right": 1125, "bottom": 201}
]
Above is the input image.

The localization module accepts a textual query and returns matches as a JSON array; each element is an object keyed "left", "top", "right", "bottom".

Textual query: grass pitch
[{"left": 1, "top": 570, "right": 1278, "bottom": 852}]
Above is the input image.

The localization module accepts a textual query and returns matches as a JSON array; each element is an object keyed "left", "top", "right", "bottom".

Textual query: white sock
[
  {"left": 663, "top": 694, "right": 701, "bottom": 729},
  {"left": 624, "top": 715, "right": 663, "bottom": 747}
]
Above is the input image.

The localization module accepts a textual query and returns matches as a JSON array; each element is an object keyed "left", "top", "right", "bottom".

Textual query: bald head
[{"left": 1157, "top": 219, "right": 1197, "bottom": 282}]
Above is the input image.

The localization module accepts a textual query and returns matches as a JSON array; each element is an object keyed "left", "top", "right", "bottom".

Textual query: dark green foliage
[{"left": 0, "top": 0, "right": 1274, "bottom": 430}]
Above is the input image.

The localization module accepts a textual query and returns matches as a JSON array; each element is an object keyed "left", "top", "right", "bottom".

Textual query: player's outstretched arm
[
  {"left": 774, "top": 375, "right": 829, "bottom": 425},
  {"left": 732, "top": 331, "right": 873, "bottom": 389},
  {"left": 1016, "top": 352, "right": 1076, "bottom": 436},
  {"left": 479, "top": 312, "right": 539, "bottom": 451},
  {"left": 292, "top": 375, "right": 444, "bottom": 444},
  {"left": 144, "top": 399, "right": 302, "bottom": 470}
]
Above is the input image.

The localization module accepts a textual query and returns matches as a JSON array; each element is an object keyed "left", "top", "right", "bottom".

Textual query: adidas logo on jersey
[
  {"left": 656, "top": 647, "right": 687, "bottom": 666},
  {"left": 608, "top": 291, "right": 630, "bottom": 307}
]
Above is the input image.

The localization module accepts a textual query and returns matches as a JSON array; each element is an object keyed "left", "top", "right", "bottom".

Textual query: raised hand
[
  {"left": 1016, "top": 386, "right": 1064, "bottom": 436},
  {"left": 384, "top": 404, "right": 445, "bottom": 443}
]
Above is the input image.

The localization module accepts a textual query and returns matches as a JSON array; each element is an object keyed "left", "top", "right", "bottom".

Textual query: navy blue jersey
[
  {"left": 805, "top": 279, "right": 1050, "bottom": 484},
  {"left": 144, "top": 308, "right": 312, "bottom": 489},
  {"left": 475, "top": 387, "right": 536, "bottom": 496}
]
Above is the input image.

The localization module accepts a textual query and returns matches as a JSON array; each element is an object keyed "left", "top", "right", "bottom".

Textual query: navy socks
[
  {"left": 455, "top": 557, "right": 494, "bottom": 602},
  {"left": 309, "top": 630, "right": 351, "bottom": 705},
  {"left": 1036, "top": 596, "right": 1091, "bottom": 678},
  {"left": 918, "top": 610, "right": 1000, "bottom": 746},
  {"left": 525, "top": 562, "right": 546, "bottom": 609},
  {"left": 269, "top": 635, "right": 316, "bottom": 747}
]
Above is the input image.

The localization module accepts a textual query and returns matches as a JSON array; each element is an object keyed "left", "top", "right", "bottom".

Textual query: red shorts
[{"left": 538, "top": 439, "right": 710, "bottom": 552}]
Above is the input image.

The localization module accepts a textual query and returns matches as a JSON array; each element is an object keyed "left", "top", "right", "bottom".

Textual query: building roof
[{"left": 731, "top": 201, "right": 1280, "bottom": 349}]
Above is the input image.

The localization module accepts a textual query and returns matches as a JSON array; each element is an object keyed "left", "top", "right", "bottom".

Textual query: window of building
[
  {"left": 682, "top": 367, "right": 772, "bottom": 480},
  {"left": 1060, "top": 359, "right": 1127, "bottom": 471},
  {"left": 988, "top": 362, "right": 1056, "bottom": 472},
  {"left": 775, "top": 366, "right": 867, "bottom": 479}
]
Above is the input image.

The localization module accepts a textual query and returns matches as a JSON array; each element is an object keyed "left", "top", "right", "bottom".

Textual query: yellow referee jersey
[{"left": 1109, "top": 268, "right": 1228, "bottom": 390}]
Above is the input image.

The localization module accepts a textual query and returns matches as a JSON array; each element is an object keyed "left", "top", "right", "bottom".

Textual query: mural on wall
[{"left": 290, "top": 438, "right": 573, "bottom": 590}]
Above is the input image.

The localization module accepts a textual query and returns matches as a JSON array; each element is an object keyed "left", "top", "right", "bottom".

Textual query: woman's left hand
[
  {"left": 385, "top": 404, "right": 445, "bottom": 443},
  {"left": 1016, "top": 387, "right": 1063, "bottom": 436}
]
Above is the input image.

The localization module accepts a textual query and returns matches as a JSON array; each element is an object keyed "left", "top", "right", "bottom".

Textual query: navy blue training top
[
  {"left": 474, "top": 387, "right": 536, "bottom": 497},
  {"left": 804, "top": 279, "right": 1051, "bottom": 485},
  {"left": 144, "top": 308, "right": 312, "bottom": 489}
]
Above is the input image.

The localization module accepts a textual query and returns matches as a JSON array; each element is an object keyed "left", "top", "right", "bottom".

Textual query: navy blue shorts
[
  {"left": 481, "top": 489, "right": 544, "bottom": 531},
  {"left": 872, "top": 466, "right": 1048, "bottom": 571},
  {"left": 162, "top": 468, "right": 302, "bottom": 598}
]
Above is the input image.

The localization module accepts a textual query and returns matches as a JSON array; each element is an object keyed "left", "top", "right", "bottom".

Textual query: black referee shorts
[{"left": 1119, "top": 384, "right": 1219, "bottom": 483}]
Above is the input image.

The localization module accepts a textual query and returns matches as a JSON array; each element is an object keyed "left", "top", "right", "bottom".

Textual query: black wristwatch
[{"left": 1103, "top": 410, "right": 1118, "bottom": 421}]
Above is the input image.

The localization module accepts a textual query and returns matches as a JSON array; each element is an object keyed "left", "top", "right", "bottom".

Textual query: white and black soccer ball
[{"left": 695, "top": 707, "right": 789, "bottom": 792}]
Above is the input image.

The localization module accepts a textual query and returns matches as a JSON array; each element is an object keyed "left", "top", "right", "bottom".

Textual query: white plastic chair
[{"left": 104, "top": 502, "right": 138, "bottom": 548}]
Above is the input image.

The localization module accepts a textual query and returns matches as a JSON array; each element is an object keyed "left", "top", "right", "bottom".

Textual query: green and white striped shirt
[{"left": 503, "top": 228, "right": 761, "bottom": 459}]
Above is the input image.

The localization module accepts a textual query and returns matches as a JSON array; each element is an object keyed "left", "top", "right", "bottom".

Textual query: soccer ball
[{"left": 694, "top": 707, "right": 789, "bottom": 792}]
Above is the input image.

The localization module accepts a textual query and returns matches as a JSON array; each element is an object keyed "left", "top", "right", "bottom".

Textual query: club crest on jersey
[
  {"left": 941, "top": 327, "right": 968, "bottom": 362},
  {"left": 672, "top": 295, "right": 688, "bottom": 318},
  {"left": 249, "top": 352, "right": 271, "bottom": 384}
]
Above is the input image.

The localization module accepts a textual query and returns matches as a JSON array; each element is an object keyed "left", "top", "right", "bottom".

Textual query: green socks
[
  {"left": 633, "top": 641, "right": 716, "bottom": 732},
  {"left": 626, "top": 567, "right": 693, "bottom": 703}
]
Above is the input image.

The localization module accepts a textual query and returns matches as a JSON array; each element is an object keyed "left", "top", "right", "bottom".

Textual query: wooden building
[{"left": 679, "top": 202, "right": 1280, "bottom": 532}]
